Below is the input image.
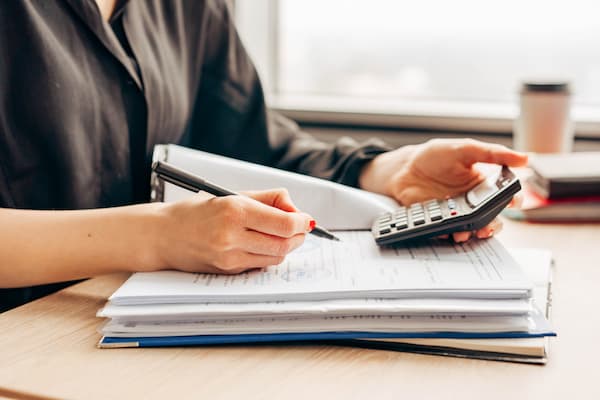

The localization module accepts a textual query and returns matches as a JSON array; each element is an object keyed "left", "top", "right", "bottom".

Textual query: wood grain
[{"left": 0, "top": 218, "right": 599, "bottom": 400}]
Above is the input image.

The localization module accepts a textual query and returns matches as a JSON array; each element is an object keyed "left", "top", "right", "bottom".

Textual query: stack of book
[
  {"left": 505, "top": 152, "right": 600, "bottom": 222},
  {"left": 97, "top": 231, "right": 555, "bottom": 363}
]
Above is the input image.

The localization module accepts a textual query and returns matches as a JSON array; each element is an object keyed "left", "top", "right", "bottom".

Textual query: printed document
[{"left": 110, "top": 232, "right": 532, "bottom": 305}]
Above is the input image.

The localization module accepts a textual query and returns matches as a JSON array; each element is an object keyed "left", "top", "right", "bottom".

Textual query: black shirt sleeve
[{"left": 183, "top": 1, "right": 391, "bottom": 187}]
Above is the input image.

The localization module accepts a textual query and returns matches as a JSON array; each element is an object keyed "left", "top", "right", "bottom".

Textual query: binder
[{"left": 99, "top": 329, "right": 555, "bottom": 348}]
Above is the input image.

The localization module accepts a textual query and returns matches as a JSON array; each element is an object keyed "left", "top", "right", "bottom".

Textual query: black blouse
[{"left": 0, "top": 0, "right": 390, "bottom": 311}]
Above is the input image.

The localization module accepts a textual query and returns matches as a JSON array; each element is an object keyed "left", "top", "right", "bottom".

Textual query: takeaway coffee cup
[{"left": 514, "top": 82, "right": 574, "bottom": 153}]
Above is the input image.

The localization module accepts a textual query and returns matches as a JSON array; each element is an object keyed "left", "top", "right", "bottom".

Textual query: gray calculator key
[
  {"left": 430, "top": 214, "right": 443, "bottom": 221},
  {"left": 413, "top": 218, "right": 425, "bottom": 226},
  {"left": 396, "top": 222, "right": 408, "bottom": 229},
  {"left": 379, "top": 228, "right": 391, "bottom": 235}
]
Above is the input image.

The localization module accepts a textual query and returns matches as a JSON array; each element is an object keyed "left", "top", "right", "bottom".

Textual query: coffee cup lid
[{"left": 521, "top": 82, "right": 570, "bottom": 94}]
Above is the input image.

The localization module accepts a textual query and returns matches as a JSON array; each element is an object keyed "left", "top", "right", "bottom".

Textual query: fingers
[
  {"left": 244, "top": 188, "right": 299, "bottom": 212},
  {"left": 452, "top": 231, "right": 472, "bottom": 243},
  {"left": 219, "top": 195, "right": 312, "bottom": 238},
  {"left": 210, "top": 250, "right": 287, "bottom": 274},
  {"left": 452, "top": 218, "right": 504, "bottom": 243},
  {"left": 508, "top": 193, "right": 523, "bottom": 208},
  {"left": 461, "top": 139, "right": 528, "bottom": 167},
  {"left": 239, "top": 231, "right": 306, "bottom": 257},
  {"left": 475, "top": 217, "right": 503, "bottom": 239},
  {"left": 161, "top": 190, "right": 312, "bottom": 275}
]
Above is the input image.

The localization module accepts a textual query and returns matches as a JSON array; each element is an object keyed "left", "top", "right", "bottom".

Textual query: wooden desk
[{"left": 1, "top": 219, "right": 599, "bottom": 400}]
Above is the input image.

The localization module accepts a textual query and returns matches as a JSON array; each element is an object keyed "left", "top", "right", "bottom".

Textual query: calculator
[{"left": 372, "top": 166, "right": 521, "bottom": 246}]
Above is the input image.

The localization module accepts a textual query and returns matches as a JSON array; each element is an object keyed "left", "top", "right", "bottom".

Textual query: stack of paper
[
  {"left": 99, "top": 145, "right": 555, "bottom": 362},
  {"left": 343, "top": 248, "right": 554, "bottom": 363},
  {"left": 97, "top": 232, "right": 555, "bottom": 362}
]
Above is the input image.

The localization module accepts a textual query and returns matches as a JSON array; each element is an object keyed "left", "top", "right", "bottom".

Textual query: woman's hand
[
  {"left": 155, "top": 188, "right": 314, "bottom": 274},
  {"left": 359, "top": 138, "right": 528, "bottom": 242}
]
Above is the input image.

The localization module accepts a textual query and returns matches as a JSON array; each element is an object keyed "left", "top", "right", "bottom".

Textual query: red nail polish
[{"left": 309, "top": 220, "right": 316, "bottom": 231}]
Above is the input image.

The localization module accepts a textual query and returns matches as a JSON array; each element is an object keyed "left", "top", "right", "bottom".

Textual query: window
[{"left": 236, "top": 0, "right": 600, "bottom": 136}]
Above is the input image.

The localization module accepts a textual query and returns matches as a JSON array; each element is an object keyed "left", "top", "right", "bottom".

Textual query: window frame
[{"left": 235, "top": 0, "right": 600, "bottom": 139}]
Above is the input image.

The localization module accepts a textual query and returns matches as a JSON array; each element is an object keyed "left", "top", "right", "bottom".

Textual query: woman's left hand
[{"left": 359, "top": 138, "right": 528, "bottom": 242}]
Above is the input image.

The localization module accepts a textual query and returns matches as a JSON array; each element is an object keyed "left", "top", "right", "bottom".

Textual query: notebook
[{"left": 529, "top": 152, "right": 600, "bottom": 199}]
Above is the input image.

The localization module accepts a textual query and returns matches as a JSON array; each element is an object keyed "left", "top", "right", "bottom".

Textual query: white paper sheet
[
  {"left": 362, "top": 248, "right": 554, "bottom": 356},
  {"left": 98, "top": 298, "right": 531, "bottom": 322},
  {"left": 100, "top": 309, "right": 552, "bottom": 337},
  {"left": 110, "top": 232, "right": 533, "bottom": 305}
]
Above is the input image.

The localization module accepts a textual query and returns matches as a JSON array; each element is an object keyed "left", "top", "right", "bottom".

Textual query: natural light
[{"left": 279, "top": 0, "right": 600, "bottom": 106}]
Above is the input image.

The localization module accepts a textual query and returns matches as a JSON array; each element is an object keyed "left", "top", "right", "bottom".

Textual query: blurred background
[{"left": 235, "top": 0, "right": 600, "bottom": 150}]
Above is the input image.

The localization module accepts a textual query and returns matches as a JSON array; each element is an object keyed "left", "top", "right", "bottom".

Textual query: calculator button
[
  {"left": 379, "top": 216, "right": 391, "bottom": 222},
  {"left": 379, "top": 228, "right": 391, "bottom": 235},
  {"left": 450, "top": 210, "right": 458, "bottom": 216},
  {"left": 413, "top": 218, "right": 425, "bottom": 226},
  {"left": 396, "top": 222, "right": 408, "bottom": 230},
  {"left": 430, "top": 214, "right": 443, "bottom": 221}
]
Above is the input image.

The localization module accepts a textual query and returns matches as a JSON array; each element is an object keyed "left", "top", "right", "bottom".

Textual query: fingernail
[
  {"left": 454, "top": 232, "right": 470, "bottom": 243},
  {"left": 477, "top": 228, "right": 494, "bottom": 239},
  {"left": 308, "top": 220, "right": 316, "bottom": 231}
]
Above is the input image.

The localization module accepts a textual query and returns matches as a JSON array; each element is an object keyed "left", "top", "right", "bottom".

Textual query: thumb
[
  {"left": 461, "top": 140, "right": 528, "bottom": 167},
  {"left": 243, "top": 188, "right": 299, "bottom": 212}
]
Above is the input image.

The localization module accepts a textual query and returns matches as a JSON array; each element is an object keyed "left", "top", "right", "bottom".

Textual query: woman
[{"left": 0, "top": 0, "right": 527, "bottom": 310}]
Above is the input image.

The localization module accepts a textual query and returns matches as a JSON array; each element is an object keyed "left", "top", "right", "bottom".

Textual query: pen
[{"left": 152, "top": 161, "right": 341, "bottom": 241}]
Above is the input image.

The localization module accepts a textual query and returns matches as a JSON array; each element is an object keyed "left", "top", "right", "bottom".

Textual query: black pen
[{"left": 152, "top": 161, "right": 341, "bottom": 241}]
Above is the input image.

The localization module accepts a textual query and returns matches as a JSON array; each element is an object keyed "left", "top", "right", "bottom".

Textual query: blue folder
[{"left": 99, "top": 330, "right": 556, "bottom": 348}]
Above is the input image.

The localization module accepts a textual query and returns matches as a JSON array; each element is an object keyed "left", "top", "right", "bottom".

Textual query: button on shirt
[{"left": 0, "top": 0, "right": 390, "bottom": 311}]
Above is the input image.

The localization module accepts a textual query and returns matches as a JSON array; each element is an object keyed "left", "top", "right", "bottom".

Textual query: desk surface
[{"left": 1, "top": 218, "right": 599, "bottom": 400}]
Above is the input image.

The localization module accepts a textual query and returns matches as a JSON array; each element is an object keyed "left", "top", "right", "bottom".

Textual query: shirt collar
[{"left": 62, "top": 0, "right": 142, "bottom": 88}]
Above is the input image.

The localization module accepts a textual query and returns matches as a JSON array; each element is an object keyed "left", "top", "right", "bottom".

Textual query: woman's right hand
[{"left": 154, "top": 188, "right": 314, "bottom": 274}]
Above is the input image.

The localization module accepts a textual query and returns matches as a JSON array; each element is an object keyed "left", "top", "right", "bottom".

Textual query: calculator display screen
[{"left": 466, "top": 170, "right": 502, "bottom": 207}]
